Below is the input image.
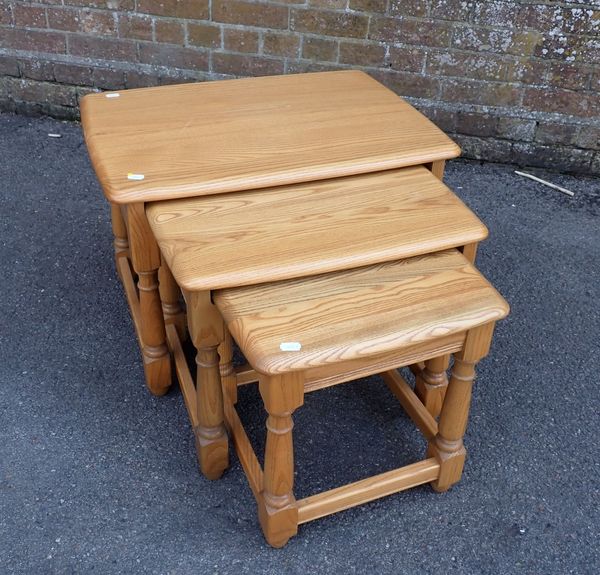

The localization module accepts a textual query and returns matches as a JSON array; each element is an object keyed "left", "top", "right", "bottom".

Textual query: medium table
[{"left": 146, "top": 165, "right": 488, "bottom": 487}]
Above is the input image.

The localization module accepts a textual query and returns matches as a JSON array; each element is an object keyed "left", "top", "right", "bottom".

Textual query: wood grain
[
  {"left": 214, "top": 250, "right": 509, "bottom": 375},
  {"left": 81, "top": 70, "right": 460, "bottom": 204},
  {"left": 297, "top": 458, "right": 440, "bottom": 524},
  {"left": 147, "top": 166, "right": 487, "bottom": 291}
]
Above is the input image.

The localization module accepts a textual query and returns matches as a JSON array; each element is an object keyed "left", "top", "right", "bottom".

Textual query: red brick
[
  {"left": 369, "top": 17, "right": 451, "bottom": 47},
  {"left": 136, "top": 0, "right": 208, "bottom": 19},
  {"left": 138, "top": 43, "right": 209, "bottom": 70},
  {"left": 561, "top": 8, "right": 600, "bottom": 35},
  {"left": 52, "top": 62, "right": 93, "bottom": 85},
  {"left": 118, "top": 14, "right": 153, "bottom": 41},
  {"left": 581, "top": 37, "right": 600, "bottom": 66},
  {"left": 19, "top": 59, "right": 55, "bottom": 81},
  {"left": 308, "top": 0, "right": 346, "bottom": 8},
  {"left": 0, "top": 28, "right": 66, "bottom": 53},
  {"left": 456, "top": 135, "right": 514, "bottom": 164},
  {"left": 0, "top": 3, "right": 13, "bottom": 26},
  {"left": 473, "top": 1, "right": 519, "bottom": 28},
  {"left": 154, "top": 19, "right": 184, "bottom": 44},
  {"left": 188, "top": 23, "right": 221, "bottom": 48},
  {"left": 212, "top": 53, "right": 284, "bottom": 76},
  {"left": 389, "top": 0, "right": 429, "bottom": 18},
  {"left": 516, "top": 3, "right": 554, "bottom": 30},
  {"left": 535, "top": 122, "right": 579, "bottom": 147},
  {"left": 213, "top": 1, "right": 288, "bottom": 30},
  {"left": 302, "top": 36, "right": 338, "bottom": 62},
  {"left": 126, "top": 70, "right": 162, "bottom": 88},
  {"left": 91, "top": 67, "right": 126, "bottom": 90},
  {"left": 0, "top": 55, "right": 19, "bottom": 77},
  {"left": 523, "top": 87, "right": 600, "bottom": 118},
  {"left": 286, "top": 60, "right": 341, "bottom": 74},
  {"left": 367, "top": 17, "right": 400, "bottom": 43},
  {"left": 47, "top": 8, "right": 80, "bottom": 32},
  {"left": 453, "top": 26, "right": 542, "bottom": 57},
  {"left": 496, "top": 117, "right": 535, "bottom": 142},
  {"left": 387, "top": 46, "right": 424, "bottom": 73},
  {"left": 10, "top": 78, "right": 78, "bottom": 107},
  {"left": 518, "top": 4, "right": 600, "bottom": 36},
  {"left": 79, "top": 9, "right": 117, "bottom": 36},
  {"left": 533, "top": 33, "right": 581, "bottom": 61},
  {"left": 64, "top": 1, "right": 134, "bottom": 9},
  {"left": 262, "top": 32, "right": 300, "bottom": 58},
  {"left": 69, "top": 35, "right": 136, "bottom": 61},
  {"left": 372, "top": 70, "right": 441, "bottom": 99},
  {"left": 576, "top": 127, "right": 600, "bottom": 151},
  {"left": 441, "top": 78, "right": 521, "bottom": 107},
  {"left": 509, "top": 60, "right": 591, "bottom": 92},
  {"left": 456, "top": 112, "right": 497, "bottom": 137},
  {"left": 546, "top": 63, "right": 592, "bottom": 91},
  {"left": 223, "top": 28, "right": 259, "bottom": 54},
  {"left": 427, "top": 51, "right": 508, "bottom": 81},
  {"left": 14, "top": 4, "right": 47, "bottom": 28},
  {"left": 349, "top": 0, "right": 387, "bottom": 13},
  {"left": 513, "top": 142, "right": 593, "bottom": 173},
  {"left": 339, "top": 41, "right": 385, "bottom": 67},
  {"left": 159, "top": 73, "right": 197, "bottom": 85},
  {"left": 292, "top": 8, "right": 369, "bottom": 38},
  {"left": 421, "top": 106, "right": 457, "bottom": 133},
  {"left": 431, "top": 0, "right": 472, "bottom": 21}
]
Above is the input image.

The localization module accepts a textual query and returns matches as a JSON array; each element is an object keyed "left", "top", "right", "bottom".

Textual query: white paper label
[{"left": 280, "top": 342, "right": 302, "bottom": 352}]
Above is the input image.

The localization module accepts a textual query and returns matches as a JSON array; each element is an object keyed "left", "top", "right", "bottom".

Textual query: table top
[
  {"left": 214, "top": 250, "right": 509, "bottom": 375},
  {"left": 147, "top": 166, "right": 487, "bottom": 291},
  {"left": 81, "top": 71, "right": 460, "bottom": 205}
]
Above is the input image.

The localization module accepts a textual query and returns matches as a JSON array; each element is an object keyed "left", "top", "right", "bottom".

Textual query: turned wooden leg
[
  {"left": 258, "top": 372, "right": 304, "bottom": 548},
  {"left": 194, "top": 345, "right": 229, "bottom": 480},
  {"left": 186, "top": 291, "right": 229, "bottom": 480},
  {"left": 218, "top": 330, "right": 238, "bottom": 404},
  {"left": 415, "top": 355, "right": 450, "bottom": 418},
  {"left": 111, "top": 204, "right": 129, "bottom": 278},
  {"left": 428, "top": 323, "right": 496, "bottom": 492},
  {"left": 129, "top": 203, "right": 172, "bottom": 396},
  {"left": 158, "top": 261, "right": 187, "bottom": 341}
]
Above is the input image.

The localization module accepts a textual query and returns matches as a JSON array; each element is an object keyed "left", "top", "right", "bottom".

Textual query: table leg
[
  {"left": 158, "top": 260, "right": 187, "bottom": 342},
  {"left": 110, "top": 203, "right": 129, "bottom": 276},
  {"left": 415, "top": 355, "right": 450, "bottom": 419},
  {"left": 186, "top": 291, "right": 229, "bottom": 480},
  {"left": 428, "top": 322, "right": 496, "bottom": 492},
  {"left": 218, "top": 330, "right": 238, "bottom": 404},
  {"left": 129, "top": 203, "right": 172, "bottom": 396},
  {"left": 258, "top": 372, "right": 304, "bottom": 548}
]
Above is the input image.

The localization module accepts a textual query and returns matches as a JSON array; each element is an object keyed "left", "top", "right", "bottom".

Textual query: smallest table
[{"left": 213, "top": 249, "right": 508, "bottom": 546}]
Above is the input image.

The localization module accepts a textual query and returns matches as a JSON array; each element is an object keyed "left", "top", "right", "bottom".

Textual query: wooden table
[
  {"left": 146, "top": 166, "right": 488, "bottom": 488},
  {"left": 81, "top": 70, "right": 461, "bottom": 396}
]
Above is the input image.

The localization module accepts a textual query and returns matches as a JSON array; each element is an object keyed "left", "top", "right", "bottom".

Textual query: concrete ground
[{"left": 0, "top": 112, "right": 599, "bottom": 575}]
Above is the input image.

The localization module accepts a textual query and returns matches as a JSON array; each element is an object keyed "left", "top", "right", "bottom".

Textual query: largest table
[{"left": 81, "top": 70, "right": 461, "bottom": 395}]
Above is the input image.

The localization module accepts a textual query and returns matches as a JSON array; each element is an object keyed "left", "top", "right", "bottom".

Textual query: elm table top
[
  {"left": 81, "top": 70, "right": 460, "bottom": 205},
  {"left": 146, "top": 166, "right": 487, "bottom": 291},
  {"left": 214, "top": 250, "right": 509, "bottom": 375}
]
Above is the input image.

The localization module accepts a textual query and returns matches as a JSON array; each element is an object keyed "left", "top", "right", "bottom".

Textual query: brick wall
[{"left": 1, "top": 1, "right": 599, "bottom": 174}]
